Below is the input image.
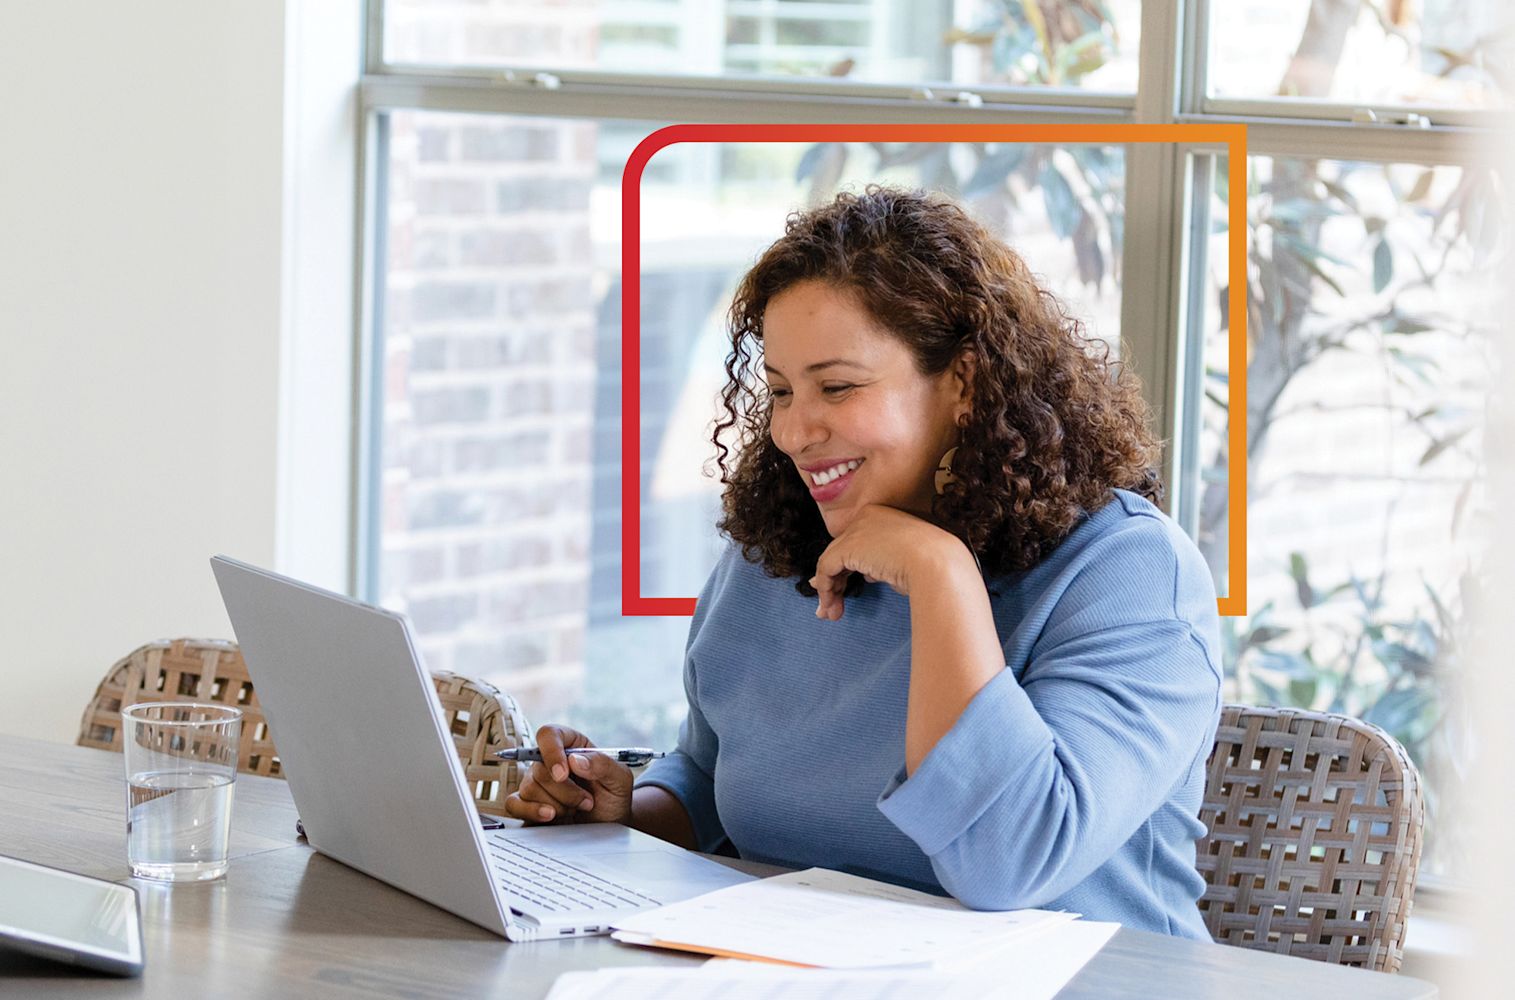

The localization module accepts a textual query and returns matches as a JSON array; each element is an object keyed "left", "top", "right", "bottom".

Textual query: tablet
[{"left": 0, "top": 854, "right": 144, "bottom": 977}]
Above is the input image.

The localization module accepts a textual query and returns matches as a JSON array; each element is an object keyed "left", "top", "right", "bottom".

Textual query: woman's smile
[{"left": 802, "top": 457, "right": 865, "bottom": 502}]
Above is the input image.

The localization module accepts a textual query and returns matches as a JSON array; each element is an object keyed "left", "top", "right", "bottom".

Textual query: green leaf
[
  {"left": 1289, "top": 552, "right": 1316, "bottom": 609},
  {"left": 1073, "top": 212, "right": 1104, "bottom": 286},
  {"left": 795, "top": 142, "right": 839, "bottom": 183},
  {"left": 1244, "top": 625, "right": 1289, "bottom": 647},
  {"left": 1321, "top": 581, "right": 1356, "bottom": 604},
  {"left": 873, "top": 143, "right": 939, "bottom": 169},
  {"left": 1423, "top": 580, "right": 1454, "bottom": 633},
  {"left": 1039, "top": 161, "right": 1078, "bottom": 239},
  {"left": 1372, "top": 639, "right": 1434, "bottom": 678},
  {"left": 1362, "top": 687, "right": 1433, "bottom": 737},
  {"left": 1072, "top": 145, "right": 1120, "bottom": 188},
  {"left": 1387, "top": 346, "right": 1439, "bottom": 386},
  {"left": 1373, "top": 238, "right": 1393, "bottom": 293},
  {"left": 1418, "top": 426, "right": 1472, "bottom": 467},
  {"left": 1272, "top": 239, "right": 1348, "bottom": 297},
  {"left": 1319, "top": 178, "right": 1360, "bottom": 213},
  {"left": 963, "top": 146, "right": 1028, "bottom": 198},
  {"left": 1386, "top": 314, "right": 1438, "bottom": 335},
  {"left": 1257, "top": 651, "right": 1316, "bottom": 679},
  {"left": 1288, "top": 678, "right": 1318, "bottom": 708},
  {"left": 1272, "top": 236, "right": 1345, "bottom": 298}
]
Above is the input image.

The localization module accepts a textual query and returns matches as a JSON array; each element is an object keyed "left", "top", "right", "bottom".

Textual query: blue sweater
[{"left": 636, "top": 489, "right": 1223, "bottom": 939}]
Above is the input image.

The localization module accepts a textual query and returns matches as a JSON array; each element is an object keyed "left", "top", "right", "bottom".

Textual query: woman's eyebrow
[{"left": 762, "top": 359, "right": 869, "bottom": 376}]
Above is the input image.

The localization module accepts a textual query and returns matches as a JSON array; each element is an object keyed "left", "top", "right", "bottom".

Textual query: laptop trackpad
[
  {"left": 500, "top": 825, "right": 753, "bottom": 901},
  {"left": 575, "top": 849, "right": 751, "bottom": 902}
]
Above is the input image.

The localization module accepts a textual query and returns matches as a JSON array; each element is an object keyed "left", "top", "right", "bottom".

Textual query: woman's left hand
[{"left": 809, "top": 505, "right": 972, "bottom": 620}]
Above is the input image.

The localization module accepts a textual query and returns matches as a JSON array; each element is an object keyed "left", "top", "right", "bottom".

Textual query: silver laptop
[{"left": 209, "top": 555, "right": 752, "bottom": 942}]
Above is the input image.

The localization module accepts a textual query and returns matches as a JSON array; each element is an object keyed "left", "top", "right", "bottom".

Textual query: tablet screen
[{"left": 0, "top": 854, "right": 142, "bottom": 970}]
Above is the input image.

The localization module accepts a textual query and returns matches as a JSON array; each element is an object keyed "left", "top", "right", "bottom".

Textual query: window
[
  {"left": 381, "top": 0, "right": 1141, "bottom": 92},
  {"left": 360, "top": 0, "right": 1502, "bottom": 884},
  {"left": 1195, "top": 154, "right": 1493, "bottom": 879},
  {"left": 1208, "top": 0, "right": 1509, "bottom": 111}
]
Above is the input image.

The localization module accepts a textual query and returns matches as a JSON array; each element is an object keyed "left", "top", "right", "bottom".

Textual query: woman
[{"left": 503, "top": 186, "right": 1223, "bottom": 939}]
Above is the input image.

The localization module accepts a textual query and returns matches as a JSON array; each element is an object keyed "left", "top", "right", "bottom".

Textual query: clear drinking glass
[{"left": 121, "top": 702, "right": 242, "bottom": 882}]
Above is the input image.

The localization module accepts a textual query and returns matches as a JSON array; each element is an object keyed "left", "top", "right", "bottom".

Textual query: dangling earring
[
  {"left": 934, "top": 446, "right": 958, "bottom": 495},
  {"left": 934, "top": 442, "right": 981, "bottom": 574}
]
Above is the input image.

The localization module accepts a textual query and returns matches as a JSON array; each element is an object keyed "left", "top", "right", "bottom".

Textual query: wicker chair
[
  {"left": 78, "top": 638, "right": 530, "bottom": 817},
  {"left": 1196, "top": 704, "right": 1424, "bottom": 973}
]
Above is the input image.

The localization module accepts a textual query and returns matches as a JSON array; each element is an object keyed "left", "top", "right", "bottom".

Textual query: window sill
[{"left": 1401, "top": 897, "right": 1472, "bottom": 986}]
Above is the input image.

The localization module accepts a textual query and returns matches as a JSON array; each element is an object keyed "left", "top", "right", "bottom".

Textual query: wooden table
[{"left": 0, "top": 734, "right": 1437, "bottom": 998}]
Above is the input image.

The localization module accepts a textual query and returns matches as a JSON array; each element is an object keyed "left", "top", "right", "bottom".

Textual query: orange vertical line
[{"left": 1222, "top": 133, "right": 1249, "bottom": 616}]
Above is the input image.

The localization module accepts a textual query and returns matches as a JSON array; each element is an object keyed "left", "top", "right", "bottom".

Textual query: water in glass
[{"left": 127, "top": 770, "right": 236, "bottom": 881}]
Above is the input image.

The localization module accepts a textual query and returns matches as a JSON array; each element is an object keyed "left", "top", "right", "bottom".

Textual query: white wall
[{"left": 0, "top": 0, "right": 358, "bottom": 742}]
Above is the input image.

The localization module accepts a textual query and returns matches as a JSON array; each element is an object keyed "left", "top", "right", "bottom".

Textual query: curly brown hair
[{"left": 713, "top": 185, "right": 1162, "bottom": 596}]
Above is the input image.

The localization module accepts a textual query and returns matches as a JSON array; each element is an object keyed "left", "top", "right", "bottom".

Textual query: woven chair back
[
  {"left": 1196, "top": 704, "right": 1424, "bottom": 972},
  {"left": 429, "top": 668, "right": 531, "bottom": 816},
  {"left": 78, "top": 638, "right": 528, "bottom": 816}
]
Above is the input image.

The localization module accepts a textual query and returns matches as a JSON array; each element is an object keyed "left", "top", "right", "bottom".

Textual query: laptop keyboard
[{"left": 486, "top": 833, "right": 662, "bottom": 914}]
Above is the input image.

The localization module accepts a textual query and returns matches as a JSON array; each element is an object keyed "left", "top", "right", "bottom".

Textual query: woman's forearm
[
  {"left": 627, "top": 784, "right": 699, "bottom": 851},
  {"left": 905, "top": 545, "right": 1005, "bottom": 774}
]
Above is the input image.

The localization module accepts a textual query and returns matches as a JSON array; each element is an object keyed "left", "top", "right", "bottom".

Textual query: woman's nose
[{"left": 771, "top": 398, "right": 827, "bottom": 456}]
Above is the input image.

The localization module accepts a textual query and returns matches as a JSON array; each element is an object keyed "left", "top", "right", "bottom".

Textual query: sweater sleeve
[
  {"left": 633, "top": 695, "right": 728, "bottom": 854},
  {"left": 875, "top": 518, "right": 1222, "bottom": 911},
  {"left": 632, "top": 555, "right": 732, "bottom": 855}
]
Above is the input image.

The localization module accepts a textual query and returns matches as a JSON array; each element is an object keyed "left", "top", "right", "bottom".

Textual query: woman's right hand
[{"left": 502, "top": 724, "right": 635, "bottom": 826}]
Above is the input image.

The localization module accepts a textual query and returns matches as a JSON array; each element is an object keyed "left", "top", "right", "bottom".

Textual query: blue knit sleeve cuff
[
  {"left": 635, "top": 751, "right": 728, "bottom": 854},
  {"left": 876, "top": 668, "right": 1051, "bottom": 858}
]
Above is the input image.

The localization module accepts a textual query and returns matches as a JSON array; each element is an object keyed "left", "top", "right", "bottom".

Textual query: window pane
[
  {"left": 376, "top": 109, "right": 1125, "bottom": 748},
  {"left": 1208, "top": 0, "right": 1511, "bottom": 110},
  {"left": 1194, "top": 154, "right": 1497, "bottom": 881},
  {"left": 382, "top": 0, "right": 1140, "bottom": 92}
]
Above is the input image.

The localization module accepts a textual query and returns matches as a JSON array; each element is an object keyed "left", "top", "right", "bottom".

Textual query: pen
[{"left": 493, "top": 746, "right": 666, "bottom": 767}]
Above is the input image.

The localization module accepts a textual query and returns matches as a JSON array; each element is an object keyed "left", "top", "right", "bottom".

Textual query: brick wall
[{"left": 381, "top": 106, "right": 600, "bottom": 720}]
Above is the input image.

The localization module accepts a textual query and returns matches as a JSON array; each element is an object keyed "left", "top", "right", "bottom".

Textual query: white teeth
[{"left": 810, "top": 459, "right": 862, "bottom": 486}]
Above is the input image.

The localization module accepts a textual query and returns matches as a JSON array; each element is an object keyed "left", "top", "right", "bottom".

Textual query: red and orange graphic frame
[{"left": 622, "top": 123, "right": 1247, "bottom": 618}]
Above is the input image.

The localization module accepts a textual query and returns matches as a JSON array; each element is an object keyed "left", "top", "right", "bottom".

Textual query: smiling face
[{"left": 762, "top": 280, "right": 971, "bottom": 537}]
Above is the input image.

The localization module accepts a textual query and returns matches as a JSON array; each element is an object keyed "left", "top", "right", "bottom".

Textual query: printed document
[
  {"left": 609, "top": 867, "right": 1077, "bottom": 969},
  {"left": 548, "top": 920, "right": 1120, "bottom": 999}
]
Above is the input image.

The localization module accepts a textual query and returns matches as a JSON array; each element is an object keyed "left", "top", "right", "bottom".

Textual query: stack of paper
[
  {"left": 546, "top": 920, "right": 1120, "bottom": 999},
  {"left": 608, "top": 868, "right": 1078, "bottom": 969}
]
